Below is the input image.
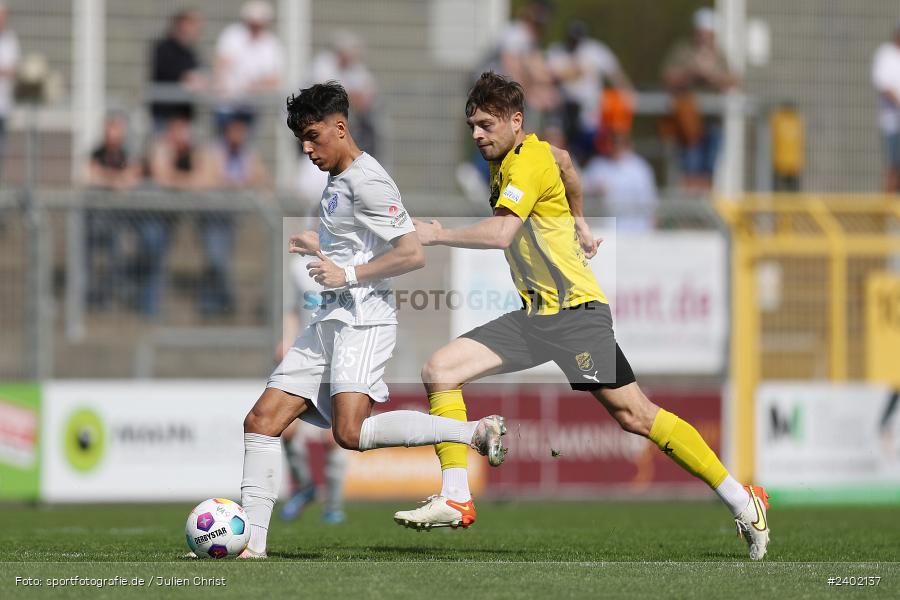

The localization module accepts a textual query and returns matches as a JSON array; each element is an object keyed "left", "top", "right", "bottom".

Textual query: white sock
[
  {"left": 441, "top": 467, "right": 471, "bottom": 502},
  {"left": 714, "top": 475, "right": 754, "bottom": 518},
  {"left": 357, "top": 410, "right": 477, "bottom": 451},
  {"left": 241, "top": 433, "right": 281, "bottom": 554}
]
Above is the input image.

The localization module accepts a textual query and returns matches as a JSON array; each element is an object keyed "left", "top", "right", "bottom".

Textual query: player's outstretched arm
[
  {"left": 550, "top": 145, "right": 601, "bottom": 259},
  {"left": 306, "top": 232, "right": 425, "bottom": 288},
  {"left": 414, "top": 208, "right": 523, "bottom": 250}
]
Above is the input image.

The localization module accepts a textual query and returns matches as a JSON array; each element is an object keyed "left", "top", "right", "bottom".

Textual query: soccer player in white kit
[{"left": 237, "top": 82, "right": 508, "bottom": 558}]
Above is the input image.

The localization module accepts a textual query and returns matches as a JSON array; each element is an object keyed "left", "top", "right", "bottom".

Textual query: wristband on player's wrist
[{"left": 344, "top": 265, "right": 358, "bottom": 286}]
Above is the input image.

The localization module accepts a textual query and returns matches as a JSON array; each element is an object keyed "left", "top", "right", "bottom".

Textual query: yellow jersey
[{"left": 489, "top": 134, "right": 608, "bottom": 315}]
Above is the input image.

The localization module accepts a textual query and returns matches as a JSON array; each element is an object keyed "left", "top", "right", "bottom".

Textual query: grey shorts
[
  {"left": 267, "top": 320, "right": 395, "bottom": 428},
  {"left": 460, "top": 301, "right": 636, "bottom": 391}
]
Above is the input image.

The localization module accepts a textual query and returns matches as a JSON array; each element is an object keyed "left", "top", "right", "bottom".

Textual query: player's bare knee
[
  {"left": 613, "top": 408, "right": 650, "bottom": 437},
  {"left": 243, "top": 410, "right": 262, "bottom": 434},
  {"left": 420, "top": 357, "right": 445, "bottom": 386},
  {"left": 332, "top": 425, "right": 360, "bottom": 451},
  {"left": 243, "top": 409, "right": 277, "bottom": 436}
]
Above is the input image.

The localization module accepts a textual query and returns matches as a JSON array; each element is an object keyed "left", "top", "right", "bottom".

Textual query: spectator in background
[
  {"left": 135, "top": 117, "right": 202, "bottom": 317},
  {"left": 311, "top": 30, "right": 379, "bottom": 157},
  {"left": 547, "top": 21, "right": 633, "bottom": 165},
  {"left": 584, "top": 105, "right": 658, "bottom": 234},
  {"left": 83, "top": 112, "right": 139, "bottom": 309},
  {"left": 461, "top": 1, "right": 558, "bottom": 189},
  {"left": 872, "top": 21, "right": 900, "bottom": 193},
  {"left": 0, "top": 2, "right": 19, "bottom": 180},
  {"left": 494, "top": 0, "right": 559, "bottom": 124},
  {"left": 86, "top": 113, "right": 139, "bottom": 191},
  {"left": 213, "top": 1, "right": 283, "bottom": 133},
  {"left": 196, "top": 116, "right": 269, "bottom": 317},
  {"left": 149, "top": 117, "right": 203, "bottom": 190},
  {"left": 149, "top": 8, "right": 206, "bottom": 132},
  {"left": 662, "top": 8, "right": 738, "bottom": 191}
]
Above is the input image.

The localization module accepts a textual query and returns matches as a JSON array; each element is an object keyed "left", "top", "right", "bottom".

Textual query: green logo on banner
[{"left": 64, "top": 408, "right": 105, "bottom": 472}]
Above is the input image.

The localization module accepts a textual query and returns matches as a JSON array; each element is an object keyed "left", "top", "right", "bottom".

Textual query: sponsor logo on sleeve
[
  {"left": 389, "top": 204, "right": 410, "bottom": 228},
  {"left": 501, "top": 185, "right": 524, "bottom": 204}
]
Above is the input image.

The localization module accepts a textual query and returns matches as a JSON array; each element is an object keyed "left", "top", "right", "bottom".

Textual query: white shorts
[{"left": 267, "top": 320, "right": 396, "bottom": 428}]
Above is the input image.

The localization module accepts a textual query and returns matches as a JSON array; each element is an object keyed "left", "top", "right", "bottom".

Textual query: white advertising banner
[
  {"left": 756, "top": 382, "right": 900, "bottom": 489},
  {"left": 450, "top": 230, "right": 727, "bottom": 375},
  {"left": 41, "top": 380, "right": 259, "bottom": 502}
]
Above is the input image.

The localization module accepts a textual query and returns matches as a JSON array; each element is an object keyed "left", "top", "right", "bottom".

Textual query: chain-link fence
[
  {"left": 723, "top": 195, "right": 900, "bottom": 381},
  {"left": 14, "top": 189, "right": 282, "bottom": 379},
  {"left": 745, "top": 0, "right": 900, "bottom": 193},
  {"left": 0, "top": 190, "right": 726, "bottom": 380},
  {"left": 0, "top": 190, "right": 30, "bottom": 379}
]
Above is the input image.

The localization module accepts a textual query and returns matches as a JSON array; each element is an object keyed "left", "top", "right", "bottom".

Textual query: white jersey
[{"left": 313, "top": 152, "right": 414, "bottom": 326}]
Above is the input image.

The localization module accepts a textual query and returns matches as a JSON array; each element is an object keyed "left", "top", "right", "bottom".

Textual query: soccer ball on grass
[{"left": 185, "top": 498, "right": 250, "bottom": 559}]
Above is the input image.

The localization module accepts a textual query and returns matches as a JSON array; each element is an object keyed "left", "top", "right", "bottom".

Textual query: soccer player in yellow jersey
[{"left": 396, "top": 72, "right": 770, "bottom": 561}]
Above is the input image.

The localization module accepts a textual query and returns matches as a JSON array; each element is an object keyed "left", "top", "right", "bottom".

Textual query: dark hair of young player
[
  {"left": 286, "top": 81, "right": 350, "bottom": 135},
  {"left": 465, "top": 72, "right": 526, "bottom": 121}
]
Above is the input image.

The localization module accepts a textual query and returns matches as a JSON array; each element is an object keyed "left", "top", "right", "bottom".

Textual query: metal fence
[
  {"left": 0, "top": 190, "right": 31, "bottom": 380},
  {"left": 0, "top": 189, "right": 726, "bottom": 381},
  {"left": 717, "top": 193, "right": 900, "bottom": 480},
  {"left": 744, "top": 0, "right": 899, "bottom": 193},
  {"left": 4, "top": 189, "right": 282, "bottom": 380}
]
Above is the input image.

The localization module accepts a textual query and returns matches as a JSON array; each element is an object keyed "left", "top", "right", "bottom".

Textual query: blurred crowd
[
  {"left": 0, "top": 0, "right": 751, "bottom": 320},
  {"left": 471, "top": 0, "right": 739, "bottom": 209},
  {"left": 74, "top": 2, "right": 381, "bottom": 320},
  {"left": 9, "top": 0, "right": 861, "bottom": 319}
]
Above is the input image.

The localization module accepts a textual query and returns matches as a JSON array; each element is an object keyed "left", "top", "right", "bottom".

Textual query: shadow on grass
[
  {"left": 266, "top": 545, "right": 521, "bottom": 561},
  {"left": 361, "top": 545, "right": 517, "bottom": 556},
  {"left": 265, "top": 551, "right": 328, "bottom": 560}
]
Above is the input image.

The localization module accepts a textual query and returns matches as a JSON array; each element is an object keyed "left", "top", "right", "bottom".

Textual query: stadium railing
[
  {"left": 4, "top": 188, "right": 283, "bottom": 380},
  {"left": 0, "top": 190, "right": 727, "bottom": 381}
]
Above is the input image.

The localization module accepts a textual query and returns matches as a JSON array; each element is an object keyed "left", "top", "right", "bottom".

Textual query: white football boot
[
  {"left": 734, "top": 484, "right": 770, "bottom": 560},
  {"left": 470, "top": 415, "right": 508, "bottom": 467},
  {"left": 393, "top": 495, "right": 477, "bottom": 530}
]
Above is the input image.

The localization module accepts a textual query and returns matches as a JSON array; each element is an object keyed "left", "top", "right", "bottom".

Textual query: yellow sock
[
  {"left": 429, "top": 389, "right": 468, "bottom": 470},
  {"left": 649, "top": 408, "right": 728, "bottom": 488}
]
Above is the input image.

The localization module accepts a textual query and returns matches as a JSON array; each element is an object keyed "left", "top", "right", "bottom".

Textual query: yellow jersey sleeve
[{"left": 494, "top": 157, "right": 549, "bottom": 221}]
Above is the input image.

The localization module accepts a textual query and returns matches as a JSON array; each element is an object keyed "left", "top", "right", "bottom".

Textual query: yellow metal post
[{"left": 730, "top": 230, "right": 758, "bottom": 482}]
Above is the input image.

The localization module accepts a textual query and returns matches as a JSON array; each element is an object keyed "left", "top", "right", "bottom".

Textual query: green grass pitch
[{"left": 1, "top": 501, "right": 898, "bottom": 599}]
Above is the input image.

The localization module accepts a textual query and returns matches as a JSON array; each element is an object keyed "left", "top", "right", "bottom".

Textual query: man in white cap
[
  {"left": 662, "top": 7, "right": 738, "bottom": 191},
  {"left": 213, "top": 1, "right": 284, "bottom": 132}
]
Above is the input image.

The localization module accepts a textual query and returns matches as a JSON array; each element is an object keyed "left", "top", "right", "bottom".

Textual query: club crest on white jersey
[{"left": 313, "top": 153, "right": 415, "bottom": 326}]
